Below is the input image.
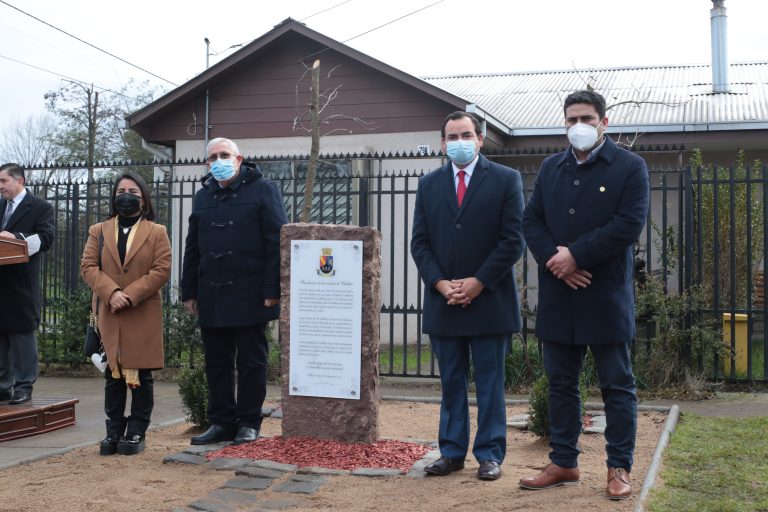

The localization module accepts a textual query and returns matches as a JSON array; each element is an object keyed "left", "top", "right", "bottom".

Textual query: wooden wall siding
[{"left": 137, "top": 33, "right": 462, "bottom": 144}]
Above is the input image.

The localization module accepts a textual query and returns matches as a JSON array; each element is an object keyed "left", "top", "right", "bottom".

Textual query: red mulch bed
[{"left": 206, "top": 436, "right": 431, "bottom": 472}]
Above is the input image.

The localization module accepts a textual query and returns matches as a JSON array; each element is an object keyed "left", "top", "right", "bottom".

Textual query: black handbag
[{"left": 84, "top": 229, "right": 105, "bottom": 357}]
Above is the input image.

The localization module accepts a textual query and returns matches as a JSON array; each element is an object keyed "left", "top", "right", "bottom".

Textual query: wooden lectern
[{"left": 0, "top": 238, "right": 28, "bottom": 265}]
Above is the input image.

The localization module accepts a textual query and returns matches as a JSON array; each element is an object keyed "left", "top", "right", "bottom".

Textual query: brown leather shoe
[
  {"left": 606, "top": 467, "right": 632, "bottom": 500},
  {"left": 519, "top": 463, "right": 580, "bottom": 489}
]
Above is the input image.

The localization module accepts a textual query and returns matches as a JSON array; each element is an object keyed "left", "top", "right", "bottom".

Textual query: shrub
[
  {"left": 163, "top": 296, "right": 203, "bottom": 368},
  {"left": 177, "top": 364, "right": 209, "bottom": 428},
  {"left": 37, "top": 286, "right": 93, "bottom": 364}
]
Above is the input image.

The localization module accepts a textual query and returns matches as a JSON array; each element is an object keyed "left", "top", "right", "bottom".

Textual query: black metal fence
[{"left": 24, "top": 155, "right": 768, "bottom": 382}]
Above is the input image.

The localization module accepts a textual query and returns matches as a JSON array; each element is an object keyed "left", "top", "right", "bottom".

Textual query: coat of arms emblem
[{"left": 317, "top": 247, "right": 335, "bottom": 276}]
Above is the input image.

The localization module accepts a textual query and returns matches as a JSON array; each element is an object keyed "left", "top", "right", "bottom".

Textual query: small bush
[
  {"left": 177, "top": 365, "right": 208, "bottom": 428},
  {"left": 37, "top": 286, "right": 93, "bottom": 364}
]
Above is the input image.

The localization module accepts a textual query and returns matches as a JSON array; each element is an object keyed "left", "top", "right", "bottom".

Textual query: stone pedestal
[{"left": 279, "top": 223, "right": 381, "bottom": 444}]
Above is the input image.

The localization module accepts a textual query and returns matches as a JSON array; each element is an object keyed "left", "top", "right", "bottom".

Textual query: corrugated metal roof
[{"left": 424, "top": 63, "right": 768, "bottom": 130}]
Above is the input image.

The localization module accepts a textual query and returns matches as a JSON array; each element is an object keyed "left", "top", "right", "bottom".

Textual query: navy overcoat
[
  {"left": 181, "top": 163, "right": 288, "bottom": 328},
  {"left": 411, "top": 154, "right": 525, "bottom": 336},
  {"left": 523, "top": 137, "right": 649, "bottom": 345},
  {"left": 0, "top": 191, "right": 54, "bottom": 333}
]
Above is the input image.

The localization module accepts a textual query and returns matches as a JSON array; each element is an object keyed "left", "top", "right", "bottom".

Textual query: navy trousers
[
  {"left": 201, "top": 324, "right": 268, "bottom": 429},
  {"left": 430, "top": 334, "right": 510, "bottom": 463},
  {"left": 543, "top": 341, "right": 637, "bottom": 471}
]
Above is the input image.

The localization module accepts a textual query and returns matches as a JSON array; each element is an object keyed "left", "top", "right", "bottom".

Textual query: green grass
[
  {"left": 379, "top": 344, "right": 434, "bottom": 374},
  {"left": 647, "top": 415, "right": 768, "bottom": 512}
]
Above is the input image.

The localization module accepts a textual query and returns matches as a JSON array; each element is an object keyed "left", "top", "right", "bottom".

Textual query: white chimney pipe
[{"left": 710, "top": 0, "right": 729, "bottom": 93}]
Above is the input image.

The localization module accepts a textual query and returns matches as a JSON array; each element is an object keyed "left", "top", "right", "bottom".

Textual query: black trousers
[
  {"left": 104, "top": 369, "right": 154, "bottom": 437},
  {"left": 201, "top": 324, "right": 268, "bottom": 429}
]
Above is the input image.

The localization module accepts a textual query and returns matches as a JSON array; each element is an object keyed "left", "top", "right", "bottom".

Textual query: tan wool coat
[{"left": 81, "top": 217, "right": 171, "bottom": 370}]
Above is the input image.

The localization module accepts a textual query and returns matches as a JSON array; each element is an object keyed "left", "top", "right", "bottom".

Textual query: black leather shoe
[
  {"left": 99, "top": 435, "right": 122, "bottom": 456},
  {"left": 118, "top": 434, "right": 145, "bottom": 455},
  {"left": 232, "top": 426, "right": 259, "bottom": 445},
  {"left": 478, "top": 460, "right": 502, "bottom": 480},
  {"left": 190, "top": 424, "right": 236, "bottom": 445},
  {"left": 9, "top": 391, "right": 31, "bottom": 405},
  {"left": 424, "top": 456, "right": 465, "bottom": 476}
]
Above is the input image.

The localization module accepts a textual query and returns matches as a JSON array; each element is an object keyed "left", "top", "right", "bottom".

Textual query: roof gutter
[
  {"left": 465, "top": 103, "right": 514, "bottom": 136},
  {"left": 511, "top": 121, "right": 768, "bottom": 136}
]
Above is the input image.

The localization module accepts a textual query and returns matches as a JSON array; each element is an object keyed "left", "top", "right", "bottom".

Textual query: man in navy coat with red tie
[
  {"left": 519, "top": 90, "right": 649, "bottom": 500},
  {"left": 411, "top": 111, "right": 525, "bottom": 481}
]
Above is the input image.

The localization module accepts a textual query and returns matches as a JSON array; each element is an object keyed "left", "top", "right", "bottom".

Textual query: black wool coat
[
  {"left": 181, "top": 163, "right": 288, "bottom": 328},
  {"left": 0, "top": 191, "right": 55, "bottom": 333}
]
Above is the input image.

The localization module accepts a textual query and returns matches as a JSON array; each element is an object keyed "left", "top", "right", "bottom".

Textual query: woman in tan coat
[{"left": 81, "top": 171, "right": 171, "bottom": 456}]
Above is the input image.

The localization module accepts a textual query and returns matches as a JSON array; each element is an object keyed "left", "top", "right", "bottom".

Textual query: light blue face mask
[
  {"left": 446, "top": 140, "right": 477, "bottom": 165},
  {"left": 210, "top": 158, "right": 236, "bottom": 181}
]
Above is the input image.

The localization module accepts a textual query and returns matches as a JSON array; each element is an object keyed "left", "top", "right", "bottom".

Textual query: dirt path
[{"left": 0, "top": 401, "right": 665, "bottom": 512}]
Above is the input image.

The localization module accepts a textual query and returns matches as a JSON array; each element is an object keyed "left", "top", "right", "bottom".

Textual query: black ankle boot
[
  {"left": 118, "top": 434, "right": 146, "bottom": 455},
  {"left": 99, "top": 435, "right": 122, "bottom": 455}
]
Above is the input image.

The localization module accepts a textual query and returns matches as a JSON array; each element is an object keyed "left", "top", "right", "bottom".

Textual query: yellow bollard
[{"left": 722, "top": 313, "right": 748, "bottom": 378}]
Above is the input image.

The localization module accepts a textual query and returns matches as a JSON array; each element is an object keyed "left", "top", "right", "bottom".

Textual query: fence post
[
  {"left": 69, "top": 183, "right": 80, "bottom": 292},
  {"left": 358, "top": 175, "right": 369, "bottom": 227},
  {"left": 682, "top": 166, "right": 694, "bottom": 367}
]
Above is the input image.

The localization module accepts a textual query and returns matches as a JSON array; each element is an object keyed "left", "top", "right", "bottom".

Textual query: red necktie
[{"left": 457, "top": 170, "right": 467, "bottom": 207}]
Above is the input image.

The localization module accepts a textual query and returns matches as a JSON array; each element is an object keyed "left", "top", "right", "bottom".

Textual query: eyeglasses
[{"left": 206, "top": 152, "right": 235, "bottom": 162}]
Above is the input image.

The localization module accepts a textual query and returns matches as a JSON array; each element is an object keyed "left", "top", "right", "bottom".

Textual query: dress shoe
[
  {"left": 519, "top": 463, "right": 580, "bottom": 489},
  {"left": 424, "top": 456, "right": 465, "bottom": 476},
  {"left": 190, "top": 424, "right": 236, "bottom": 445},
  {"left": 99, "top": 435, "right": 122, "bottom": 456},
  {"left": 9, "top": 391, "right": 31, "bottom": 405},
  {"left": 477, "top": 460, "right": 502, "bottom": 480},
  {"left": 118, "top": 434, "right": 146, "bottom": 455},
  {"left": 606, "top": 467, "right": 632, "bottom": 500},
  {"left": 232, "top": 426, "right": 259, "bottom": 445}
]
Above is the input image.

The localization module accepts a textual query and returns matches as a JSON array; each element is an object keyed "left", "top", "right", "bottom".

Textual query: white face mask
[{"left": 567, "top": 122, "right": 601, "bottom": 151}]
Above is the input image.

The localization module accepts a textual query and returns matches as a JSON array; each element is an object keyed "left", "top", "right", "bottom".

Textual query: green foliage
[
  {"left": 690, "top": 149, "right": 764, "bottom": 309},
  {"left": 505, "top": 337, "right": 542, "bottom": 390},
  {"left": 634, "top": 276, "right": 726, "bottom": 389},
  {"left": 37, "top": 286, "right": 93, "bottom": 364},
  {"left": 648, "top": 415, "right": 768, "bottom": 511},
  {"left": 163, "top": 297, "right": 203, "bottom": 368},
  {"left": 527, "top": 367, "right": 590, "bottom": 438},
  {"left": 177, "top": 364, "right": 209, "bottom": 428}
]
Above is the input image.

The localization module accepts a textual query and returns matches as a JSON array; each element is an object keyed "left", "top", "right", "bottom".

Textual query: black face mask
[{"left": 115, "top": 193, "right": 142, "bottom": 217}]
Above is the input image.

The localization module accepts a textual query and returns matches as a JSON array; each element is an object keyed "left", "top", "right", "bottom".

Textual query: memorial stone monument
[{"left": 279, "top": 223, "right": 381, "bottom": 443}]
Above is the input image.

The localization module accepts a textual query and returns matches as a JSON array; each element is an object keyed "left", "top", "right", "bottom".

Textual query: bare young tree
[{"left": 293, "top": 59, "right": 379, "bottom": 222}]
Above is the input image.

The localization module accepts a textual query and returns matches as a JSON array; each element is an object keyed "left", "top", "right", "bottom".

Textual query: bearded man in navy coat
[
  {"left": 411, "top": 111, "right": 525, "bottom": 481},
  {"left": 519, "top": 90, "right": 649, "bottom": 500}
]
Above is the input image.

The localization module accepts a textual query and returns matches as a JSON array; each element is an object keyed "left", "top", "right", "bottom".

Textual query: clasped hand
[
  {"left": 545, "top": 246, "right": 592, "bottom": 290},
  {"left": 108, "top": 290, "right": 132, "bottom": 313},
  {"left": 437, "top": 277, "right": 484, "bottom": 308}
]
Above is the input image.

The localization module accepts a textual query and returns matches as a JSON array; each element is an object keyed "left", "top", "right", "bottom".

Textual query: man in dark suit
[
  {"left": 181, "top": 137, "right": 287, "bottom": 445},
  {"left": 519, "top": 90, "right": 649, "bottom": 500},
  {"left": 411, "top": 112, "right": 525, "bottom": 481},
  {"left": 0, "top": 163, "right": 55, "bottom": 405}
]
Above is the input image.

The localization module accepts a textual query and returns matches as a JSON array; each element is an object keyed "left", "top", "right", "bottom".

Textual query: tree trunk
[
  {"left": 87, "top": 89, "right": 98, "bottom": 183},
  {"left": 300, "top": 60, "right": 321, "bottom": 223}
]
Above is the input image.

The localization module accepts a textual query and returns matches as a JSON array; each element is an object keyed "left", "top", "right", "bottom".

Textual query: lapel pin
[{"left": 599, "top": 186, "right": 606, "bottom": 192}]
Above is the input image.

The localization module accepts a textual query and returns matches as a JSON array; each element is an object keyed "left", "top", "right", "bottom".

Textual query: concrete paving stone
[
  {"left": 406, "top": 448, "right": 440, "bottom": 478},
  {"left": 208, "top": 457, "right": 253, "bottom": 470},
  {"left": 270, "top": 408, "right": 283, "bottom": 419},
  {"left": 255, "top": 497, "right": 306, "bottom": 510},
  {"left": 207, "top": 489, "right": 260, "bottom": 504},
  {"left": 188, "top": 499, "right": 236, "bottom": 512},
  {"left": 271, "top": 479, "right": 324, "bottom": 495},
  {"left": 261, "top": 406, "right": 276, "bottom": 416},
  {"left": 185, "top": 444, "right": 228, "bottom": 455},
  {"left": 351, "top": 467, "right": 404, "bottom": 477},
  {"left": 297, "top": 466, "right": 350, "bottom": 476},
  {"left": 584, "top": 414, "right": 607, "bottom": 434},
  {"left": 164, "top": 452, "right": 207, "bottom": 465},
  {"left": 222, "top": 477, "right": 274, "bottom": 491},
  {"left": 236, "top": 466, "right": 283, "bottom": 479},
  {"left": 287, "top": 474, "right": 327, "bottom": 484},
  {"left": 249, "top": 460, "right": 298, "bottom": 473}
]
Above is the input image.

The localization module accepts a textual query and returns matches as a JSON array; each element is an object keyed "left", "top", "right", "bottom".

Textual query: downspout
[{"left": 204, "top": 38, "right": 210, "bottom": 155}]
